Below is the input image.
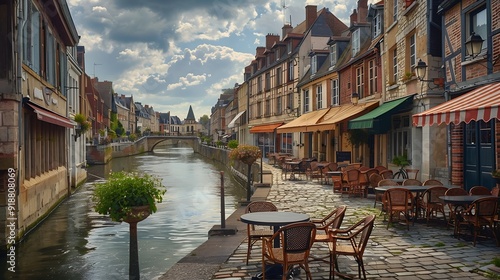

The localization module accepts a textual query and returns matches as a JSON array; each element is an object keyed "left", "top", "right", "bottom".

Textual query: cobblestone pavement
[{"left": 212, "top": 163, "right": 500, "bottom": 280}]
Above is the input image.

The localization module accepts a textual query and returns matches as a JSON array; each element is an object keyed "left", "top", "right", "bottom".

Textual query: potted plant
[
  {"left": 229, "top": 145, "right": 262, "bottom": 201},
  {"left": 93, "top": 171, "right": 166, "bottom": 279},
  {"left": 492, "top": 170, "right": 500, "bottom": 184}
]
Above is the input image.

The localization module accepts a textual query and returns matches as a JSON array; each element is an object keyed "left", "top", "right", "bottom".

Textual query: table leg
[{"left": 273, "top": 225, "right": 280, "bottom": 248}]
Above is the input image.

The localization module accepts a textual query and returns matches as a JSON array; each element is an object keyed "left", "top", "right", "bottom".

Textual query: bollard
[{"left": 220, "top": 171, "right": 225, "bottom": 229}]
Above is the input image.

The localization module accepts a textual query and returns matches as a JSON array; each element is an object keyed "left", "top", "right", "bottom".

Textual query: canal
[{"left": 1, "top": 146, "right": 246, "bottom": 280}]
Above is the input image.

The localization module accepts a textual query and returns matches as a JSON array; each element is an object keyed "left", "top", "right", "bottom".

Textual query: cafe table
[
  {"left": 284, "top": 161, "right": 302, "bottom": 180},
  {"left": 240, "top": 211, "right": 310, "bottom": 247}
]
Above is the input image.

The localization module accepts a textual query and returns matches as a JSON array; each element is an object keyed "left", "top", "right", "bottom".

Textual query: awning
[
  {"left": 413, "top": 83, "right": 500, "bottom": 126},
  {"left": 25, "top": 102, "right": 74, "bottom": 128},
  {"left": 349, "top": 95, "right": 414, "bottom": 133},
  {"left": 308, "top": 101, "right": 379, "bottom": 131},
  {"left": 228, "top": 110, "right": 245, "bottom": 128},
  {"left": 249, "top": 122, "right": 283, "bottom": 133},
  {"left": 276, "top": 108, "right": 330, "bottom": 133}
]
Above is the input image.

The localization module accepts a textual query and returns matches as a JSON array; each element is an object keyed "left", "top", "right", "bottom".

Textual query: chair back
[
  {"left": 422, "top": 186, "right": 448, "bottom": 204},
  {"left": 280, "top": 222, "right": 316, "bottom": 254},
  {"left": 358, "top": 166, "right": 370, "bottom": 171},
  {"left": 386, "top": 188, "right": 413, "bottom": 208},
  {"left": 328, "top": 162, "right": 338, "bottom": 171},
  {"left": 369, "top": 173, "right": 382, "bottom": 188},
  {"left": 321, "top": 205, "right": 347, "bottom": 230},
  {"left": 423, "top": 179, "right": 443, "bottom": 186},
  {"left": 337, "top": 215, "right": 375, "bottom": 256},
  {"left": 468, "top": 197, "right": 498, "bottom": 222},
  {"left": 345, "top": 168, "right": 361, "bottom": 183},
  {"left": 444, "top": 187, "right": 468, "bottom": 196},
  {"left": 309, "top": 161, "right": 319, "bottom": 171},
  {"left": 374, "top": 165, "right": 388, "bottom": 173},
  {"left": 380, "top": 169, "right": 393, "bottom": 179},
  {"left": 245, "top": 201, "right": 278, "bottom": 213},
  {"left": 402, "top": 179, "right": 422, "bottom": 186},
  {"left": 405, "top": 168, "right": 420, "bottom": 179},
  {"left": 491, "top": 186, "right": 499, "bottom": 197},
  {"left": 469, "top": 186, "right": 491, "bottom": 195},
  {"left": 378, "top": 179, "right": 399, "bottom": 186}
]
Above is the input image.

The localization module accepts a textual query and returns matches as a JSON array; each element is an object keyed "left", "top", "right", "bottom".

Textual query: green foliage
[
  {"left": 347, "top": 129, "right": 369, "bottom": 147},
  {"left": 492, "top": 170, "right": 500, "bottom": 178},
  {"left": 129, "top": 133, "right": 137, "bottom": 141},
  {"left": 227, "top": 139, "right": 238, "bottom": 149},
  {"left": 74, "top": 113, "right": 91, "bottom": 133},
  {"left": 229, "top": 144, "right": 262, "bottom": 165},
  {"left": 93, "top": 171, "right": 166, "bottom": 222},
  {"left": 392, "top": 154, "right": 411, "bottom": 167}
]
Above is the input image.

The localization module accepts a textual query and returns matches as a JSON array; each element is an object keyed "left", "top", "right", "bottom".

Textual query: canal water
[{"left": 1, "top": 146, "right": 246, "bottom": 280}]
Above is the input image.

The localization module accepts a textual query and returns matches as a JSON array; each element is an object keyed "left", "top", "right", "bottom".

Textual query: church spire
[{"left": 185, "top": 105, "right": 196, "bottom": 121}]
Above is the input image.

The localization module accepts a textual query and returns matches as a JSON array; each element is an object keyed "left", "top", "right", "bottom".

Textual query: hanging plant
[
  {"left": 74, "top": 113, "right": 91, "bottom": 133},
  {"left": 347, "top": 129, "right": 369, "bottom": 147},
  {"left": 229, "top": 144, "right": 262, "bottom": 165}
]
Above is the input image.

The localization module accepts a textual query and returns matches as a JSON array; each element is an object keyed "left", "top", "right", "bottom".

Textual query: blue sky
[{"left": 68, "top": 0, "right": 370, "bottom": 119}]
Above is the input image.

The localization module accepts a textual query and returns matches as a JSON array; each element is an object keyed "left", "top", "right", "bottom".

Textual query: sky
[{"left": 67, "top": 0, "right": 372, "bottom": 120}]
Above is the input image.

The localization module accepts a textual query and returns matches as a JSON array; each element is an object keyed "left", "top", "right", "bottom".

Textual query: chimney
[
  {"left": 256, "top": 46, "right": 265, "bottom": 56},
  {"left": 357, "top": 0, "right": 368, "bottom": 23},
  {"left": 282, "top": 24, "right": 293, "bottom": 39},
  {"left": 145, "top": 105, "right": 149, "bottom": 108},
  {"left": 265, "top": 34, "right": 280, "bottom": 50},
  {"left": 350, "top": 9, "right": 358, "bottom": 27},
  {"left": 306, "top": 5, "right": 317, "bottom": 30}
]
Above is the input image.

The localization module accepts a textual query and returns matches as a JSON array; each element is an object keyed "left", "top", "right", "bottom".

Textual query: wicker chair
[
  {"left": 345, "top": 169, "right": 363, "bottom": 197},
  {"left": 362, "top": 168, "right": 378, "bottom": 197},
  {"left": 444, "top": 187, "right": 468, "bottom": 232},
  {"left": 380, "top": 169, "right": 394, "bottom": 179},
  {"left": 306, "top": 161, "right": 322, "bottom": 181},
  {"left": 374, "top": 165, "right": 388, "bottom": 173},
  {"left": 457, "top": 197, "right": 498, "bottom": 246},
  {"left": 469, "top": 185, "right": 491, "bottom": 195},
  {"left": 262, "top": 222, "right": 316, "bottom": 280},
  {"left": 419, "top": 186, "right": 448, "bottom": 224},
  {"left": 491, "top": 186, "right": 500, "bottom": 197},
  {"left": 375, "top": 179, "right": 398, "bottom": 209},
  {"left": 402, "top": 179, "right": 422, "bottom": 186},
  {"left": 385, "top": 188, "right": 414, "bottom": 230},
  {"left": 405, "top": 168, "right": 420, "bottom": 180},
  {"left": 422, "top": 179, "right": 443, "bottom": 186},
  {"left": 311, "top": 205, "right": 347, "bottom": 242},
  {"left": 328, "top": 215, "right": 375, "bottom": 280},
  {"left": 244, "top": 201, "right": 278, "bottom": 264}
]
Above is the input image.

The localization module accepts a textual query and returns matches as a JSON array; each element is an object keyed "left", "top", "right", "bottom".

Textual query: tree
[{"left": 199, "top": 114, "right": 210, "bottom": 127}]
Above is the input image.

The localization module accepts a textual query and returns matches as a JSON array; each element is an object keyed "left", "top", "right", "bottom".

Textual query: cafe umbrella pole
[{"left": 220, "top": 171, "right": 225, "bottom": 229}]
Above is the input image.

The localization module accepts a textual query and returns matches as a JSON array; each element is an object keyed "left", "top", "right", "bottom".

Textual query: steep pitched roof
[{"left": 186, "top": 105, "right": 196, "bottom": 120}]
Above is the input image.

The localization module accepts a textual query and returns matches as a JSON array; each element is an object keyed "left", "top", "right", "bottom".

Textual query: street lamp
[
  {"left": 464, "top": 32, "right": 484, "bottom": 59},
  {"left": 414, "top": 59, "right": 444, "bottom": 87},
  {"left": 351, "top": 92, "right": 359, "bottom": 105},
  {"left": 285, "top": 106, "right": 299, "bottom": 117}
]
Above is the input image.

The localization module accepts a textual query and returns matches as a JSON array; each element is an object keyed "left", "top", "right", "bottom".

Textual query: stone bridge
[{"left": 139, "top": 135, "right": 199, "bottom": 151}]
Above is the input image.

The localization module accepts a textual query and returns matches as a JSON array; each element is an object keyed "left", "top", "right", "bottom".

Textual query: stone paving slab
[{"left": 211, "top": 164, "right": 499, "bottom": 280}]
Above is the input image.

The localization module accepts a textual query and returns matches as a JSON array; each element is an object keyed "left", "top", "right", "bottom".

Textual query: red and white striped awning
[{"left": 413, "top": 83, "right": 500, "bottom": 126}]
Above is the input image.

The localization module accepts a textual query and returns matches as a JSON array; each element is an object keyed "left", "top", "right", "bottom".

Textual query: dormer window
[
  {"left": 287, "top": 41, "right": 292, "bottom": 53},
  {"left": 352, "top": 29, "right": 360, "bottom": 56},
  {"left": 276, "top": 48, "right": 280, "bottom": 60},
  {"left": 373, "top": 13, "right": 381, "bottom": 37},
  {"left": 330, "top": 44, "right": 337, "bottom": 67},
  {"left": 311, "top": 55, "right": 318, "bottom": 75}
]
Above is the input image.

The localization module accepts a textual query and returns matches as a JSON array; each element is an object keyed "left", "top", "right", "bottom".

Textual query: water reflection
[{"left": 1, "top": 147, "right": 245, "bottom": 280}]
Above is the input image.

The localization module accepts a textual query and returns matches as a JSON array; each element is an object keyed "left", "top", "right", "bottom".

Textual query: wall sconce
[
  {"left": 464, "top": 32, "right": 499, "bottom": 68},
  {"left": 285, "top": 106, "right": 299, "bottom": 117},
  {"left": 351, "top": 92, "right": 359, "bottom": 105},
  {"left": 415, "top": 59, "right": 444, "bottom": 88},
  {"left": 74, "top": 125, "right": 82, "bottom": 141}
]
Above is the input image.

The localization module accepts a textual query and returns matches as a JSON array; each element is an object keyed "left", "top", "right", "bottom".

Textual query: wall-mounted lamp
[
  {"left": 464, "top": 32, "right": 500, "bottom": 68},
  {"left": 415, "top": 59, "right": 444, "bottom": 88},
  {"left": 74, "top": 125, "right": 82, "bottom": 141},
  {"left": 351, "top": 92, "right": 359, "bottom": 105},
  {"left": 285, "top": 106, "right": 300, "bottom": 117}
]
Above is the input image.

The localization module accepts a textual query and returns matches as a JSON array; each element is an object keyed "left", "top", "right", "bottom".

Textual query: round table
[{"left": 240, "top": 212, "right": 310, "bottom": 247}]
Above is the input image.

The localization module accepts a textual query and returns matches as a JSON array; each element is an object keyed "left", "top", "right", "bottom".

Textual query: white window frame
[
  {"left": 311, "top": 55, "right": 317, "bottom": 74},
  {"left": 467, "top": 7, "right": 487, "bottom": 55},
  {"left": 303, "top": 89, "right": 309, "bottom": 113},
  {"left": 288, "top": 60, "right": 294, "bottom": 81},
  {"left": 316, "top": 84, "right": 323, "bottom": 109},
  {"left": 373, "top": 13, "right": 382, "bottom": 37},
  {"left": 352, "top": 29, "right": 360, "bottom": 56},
  {"left": 409, "top": 33, "right": 416, "bottom": 69},
  {"left": 330, "top": 44, "right": 337, "bottom": 66},
  {"left": 369, "top": 60, "right": 377, "bottom": 95},
  {"left": 392, "top": 48, "right": 398, "bottom": 83},
  {"left": 356, "top": 66, "right": 364, "bottom": 98},
  {"left": 331, "top": 79, "right": 339, "bottom": 106}
]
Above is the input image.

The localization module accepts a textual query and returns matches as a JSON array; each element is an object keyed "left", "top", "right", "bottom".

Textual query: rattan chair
[
  {"left": 385, "top": 188, "right": 414, "bottom": 230},
  {"left": 422, "top": 179, "right": 443, "bottom": 186},
  {"left": 491, "top": 186, "right": 499, "bottom": 197},
  {"left": 328, "top": 215, "right": 375, "bottom": 280},
  {"left": 244, "top": 201, "right": 278, "bottom": 264},
  {"left": 420, "top": 186, "right": 448, "bottom": 224},
  {"left": 374, "top": 165, "right": 388, "bottom": 173},
  {"left": 405, "top": 168, "right": 420, "bottom": 180},
  {"left": 362, "top": 168, "right": 378, "bottom": 197},
  {"left": 311, "top": 205, "right": 347, "bottom": 242},
  {"left": 457, "top": 197, "right": 498, "bottom": 246},
  {"left": 345, "top": 169, "right": 363, "bottom": 197},
  {"left": 444, "top": 187, "right": 468, "bottom": 232},
  {"left": 402, "top": 179, "right": 422, "bottom": 186},
  {"left": 375, "top": 179, "right": 398, "bottom": 209},
  {"left": 380, "top": 169, "right": 394, "bottom": 179},
  {"left": 262, "top": 222, "right": 316, "bottom": 280},
  {"left": 469, "top": 186, "right": 491, "bottom": 195}
]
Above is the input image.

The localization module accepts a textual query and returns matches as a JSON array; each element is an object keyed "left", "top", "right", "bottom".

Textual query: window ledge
[
  {"left": 387, "top": 84, "right": 399, "bottom": 91},
  {"left": 387, "top": 21, "right": 398, "bottom": 33},
  {"left": 461, "top": 55, "right": 487, "bottom": 67},
  {"left": 403, "top": 1, "right": 418, "bottom": 16}
]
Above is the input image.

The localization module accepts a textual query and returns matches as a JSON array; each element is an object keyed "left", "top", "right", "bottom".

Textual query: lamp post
[
  {"left": 351, "top": 92, "right": 359, "bottom": 105},
  {"left": 464, "top": 32, "right": 484, "bottom": 59}
]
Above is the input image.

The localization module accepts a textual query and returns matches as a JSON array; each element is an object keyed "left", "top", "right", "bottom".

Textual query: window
[
  {"left": 265, "top": 72, "right": 271, "bottom": 91},
  {"left": 45, "top": 28, "right": 56, "bottom": 86},
  {"left": 352, "top": 29, "right": 360, "bottom": 56},
  {"left": 368, "top": 60, "right": 377, "bottom": 95},
  {"left": 331, "top": 79, "right": 339, "bottom": 106},
  {"left": 316, "top": 84, "right": 323, "bottom": 109},
  {"left": 281, "top": 133, "right": 293, "bottom": 154},
  {"left": 303, "top": 89, "right": 309, "bottom": 113},
  {"left": 287, "top": 41, "right": 292, "bottom": 53},
  {"left": 330, "top": 44, "right": 337, "bottom": 67},
  {"left": 373, "top": 13, "right": 382, "bottom": 37},
  {"left": 311, "top": 55, "right": 317, "bottom": 74},
  {"left": 287, "top": 93, "right": 293, "bottom": 110},
  {"left": 276, "top": 96, "right": 282, "bottom": 115},
  {"left": 393, "top": 0, "right": 398, "bottom": 22},
  {"left": 356, "top": 66, "right": 364, "bottom": 98},
  {"left": 391, "top": 115, "right": 411, "bottom": 160},
  {"left": 288, "top": 60, "right": 294, "bottom": 81},
  {"left": 468, "top": 7, "right": 487, "bottom": 53},
  {"left": 257, "top": 76, "right": 262, "bottom": 93},
  {"left": 392, "top": 48, "right": 398, "bottom": 83},
  {"left": 23, "top": 0, "right": 41, "bottom": 74},
  {"left": 276, "top": 67, "right": 282, "bottom": 86},
  {"left": 257, "top": 101, "right": 262, "bottom": 117},
  {"left": 408, "top": 33, "right": 416, "bottom": 69},
  {"left": 265, "top": 99, "right": 270, "bottom": 116},
  {"left": 276, "top": 49, "right": 280, "bottom": 60}
]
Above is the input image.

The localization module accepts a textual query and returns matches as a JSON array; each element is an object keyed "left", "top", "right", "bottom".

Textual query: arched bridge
[{"left": 139, "top": 135, "right": 200, "bottom": 151}]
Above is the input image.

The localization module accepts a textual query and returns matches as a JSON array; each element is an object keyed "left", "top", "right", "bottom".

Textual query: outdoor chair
[
  {"left": 244, "top": 201, "right": 278, "bottom": 264},
  {"left": 311, "top": 205, "right": 347, "bottom": 242},
  {"left": 374, "top": 165, "right": 388, "bottom": 173},
  {"left": 422, "top": 179, "right": 443, "bottom": 186},
  {"left": 444, "top": 187, "right": 468, "bottom": 231},
  {"left": 402, "top": 179, "right": 422, "bottom": 186},
  {"left": 380, "top": 169, "right": 393, "bottom": 179},
  {"left": 457, "top": 197, "right": 498, "bottom": 246},
  {"left": 375, "top": 178, "right": 398, "bottom": 209},
  {"left": 469, "top": 186, "right": 491, "bottom": 195},
  {"left": 491, "top": 186, "right": 500, "bottom": 197},
  {"left": 328, "top": 215, "right": 375, "bottom": 280},
  {"left": 261, "top": 222, "right": 316, "bottom": 280},
  {"left": 405, "top": 168, "right": 420, "bottom": 180},
  {"left": 345, "top": 169, "right": 363, "bottom": 197},
  {"left": 328, "top": 162, "right": 339, "bottom": 171},
  {"left": 361, "top": 168, "right": 378, "bottom": 197},
  {"left": 384, "top": 188, "right": 414, "bottom": 230},
  {"left": 419, "top": 186, "right": 448, "bottom": 224},
  {"left": 306, "top": 161, "right": 322, "bottom": 182}
]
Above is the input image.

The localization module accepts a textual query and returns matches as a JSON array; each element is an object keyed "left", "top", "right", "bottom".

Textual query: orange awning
[
  {"left": 413, "top": 83, "right": 500, "bottom": 126},
  {"left": 308, "top": 101, "right": 379, "bottom": 131},
  {"left": 276, "top": 108, "right": 330, "bottom": 133},
  {"left": 26, "top": 102, "right": 75, "bottom": 128},
  {"left": 249, "top": 122, "right": 283, "bottom": 133}
]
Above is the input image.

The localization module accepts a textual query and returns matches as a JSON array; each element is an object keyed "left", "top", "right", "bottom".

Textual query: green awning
[{"left": 348, "top": 95, "right": 414, "bottom": 134}]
